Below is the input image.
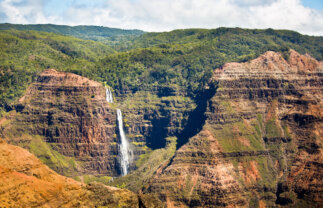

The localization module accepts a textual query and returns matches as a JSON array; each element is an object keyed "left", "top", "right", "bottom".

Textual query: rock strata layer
[
  {"left": 142, "top": 50, "right": 323, "bottom": 207},
  {"left": 1, "top": 69, "right": 119, "bottom": 176}
]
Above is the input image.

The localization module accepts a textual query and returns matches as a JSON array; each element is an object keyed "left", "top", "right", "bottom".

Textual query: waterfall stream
[
  {"left": 105, "top": 87, "right": 131, "bottom": 176},
  {"left": 116, "top": 109, "right": 132, "bottom": 176},
  {"left": 105, "top": 87, "right": 113, "bottom": 103}
]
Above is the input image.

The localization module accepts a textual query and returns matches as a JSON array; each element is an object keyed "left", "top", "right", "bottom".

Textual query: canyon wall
[
  {"left": 0, "top": 68, "right": 196, "bottom": 178},
  {"left": 142, "top": 50, "right": 323, "bottom": 207},
  {"left": 0, "top": 69, "right": 120, "bottom": 176}
]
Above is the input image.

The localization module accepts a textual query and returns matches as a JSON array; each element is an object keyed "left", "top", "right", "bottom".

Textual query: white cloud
[
  {"left": 0, "top": 0, "right": 322, "bottom": 35},
  {"left": 0, "top": 0, "right": 47, "bottom": 24}
]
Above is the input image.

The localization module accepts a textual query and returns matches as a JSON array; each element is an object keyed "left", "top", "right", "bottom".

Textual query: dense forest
[
  {"left": 0, "top": 25, "right": 322, "bottom": 116},
  {"left": 0, "top": 23, "right": 144, "bottom": 45}
]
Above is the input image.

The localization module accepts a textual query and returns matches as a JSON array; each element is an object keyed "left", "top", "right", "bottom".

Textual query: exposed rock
[
  {"left": 0, "top": 139, "right": 139, "bottom": 207},
  {"left": 143, "top": 50, "right": 323, "bottom": 207},
  {"left": 1, "top": 50, "right": 322, "bottom": 207},
  {"left": 0, "top": 69, "right": 196, "bottom": 179},
  {"left": 1, "top": 69, "right": 119, "bottom": 176}
]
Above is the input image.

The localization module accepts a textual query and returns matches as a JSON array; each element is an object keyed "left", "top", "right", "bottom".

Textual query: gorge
[{"left": 0, "top": 26, "right": 322, "bottom": 208}]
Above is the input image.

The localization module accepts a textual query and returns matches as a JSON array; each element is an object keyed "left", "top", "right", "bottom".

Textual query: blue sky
[
  {"left": 302, "top": 0, "right": 323, "bottom": 10},
  {"left": 0, "top": 0, "right": 322, "bottom": 35}
]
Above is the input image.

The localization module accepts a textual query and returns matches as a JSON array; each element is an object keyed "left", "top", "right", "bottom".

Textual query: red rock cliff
[
  {"left": 1, "top": 69, "right": 119, "bottom": 176},
  {"left": 142, "top": 50, "right": 323, "bottom": 207}
]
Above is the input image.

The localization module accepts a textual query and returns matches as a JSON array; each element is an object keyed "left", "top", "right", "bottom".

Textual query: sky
[{"left": 0, "top": 0, "right": 322, "bottom": 35}]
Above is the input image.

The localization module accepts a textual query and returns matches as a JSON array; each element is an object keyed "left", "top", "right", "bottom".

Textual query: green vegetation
[
  {"left": 17, "top": 135, "right": 78, "bottom": 177},
  {"left": 82, "top": 175, "right": 113, "bottom": 184},
  {"left": 0, "top": 25, "right": 321, "bottom": 206},
  {"left": 0, "top": 23, "right": 145, "bottom": 47},
  {"left": 1, "top": 27, "right": 322, "bottom": 116},
  {"left": 0, "top": 29, "right": 114, "bottom": 111},
  {"left": 94, "top": 28, "right": 323, "bottom": 98},
  {"left": 209, "top": 108, "right": 265, "bottom": 153},
  {"left": 109, "top": 137, "right": 177, "bottom": 192},
  {"left": 265, "top": 119, "right": 282, "bottom": 139}
]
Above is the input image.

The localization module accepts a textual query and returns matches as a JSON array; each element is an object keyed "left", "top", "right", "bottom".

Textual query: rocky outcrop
[
  {"left": 1, "top": 69, "right": 119, "bottom": 176},
  {"left": 0, "top": 139, "right": 139, "bottom": 207},
  {"left": 142, "top": 50, "right": 323, "bottom": 207}
]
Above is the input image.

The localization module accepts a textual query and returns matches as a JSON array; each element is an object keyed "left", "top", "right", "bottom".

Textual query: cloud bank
[{"left": 0, "top": 0, "right": 322, "bottom": 35}]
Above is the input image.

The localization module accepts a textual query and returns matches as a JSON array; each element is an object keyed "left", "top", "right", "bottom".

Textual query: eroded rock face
[
  {"left": 0, "top": 139, "right": 139, "bottom": 208},
  {"left": 143, "top": 50, "right": 323, "bottom": 207},
  {"left": 2, "top": 69, "right": 119, "bottom": 176},
  {"left": 0, "top": 69, "right": 196, "bottom": 177}
]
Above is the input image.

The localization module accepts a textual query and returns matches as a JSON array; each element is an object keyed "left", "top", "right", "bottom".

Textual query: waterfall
[
  {"left": 116, "top": 109, "right": 132, "bottom": 176},
  {"left": 106, "top": 87, "right": 113, "bottom": 103}
]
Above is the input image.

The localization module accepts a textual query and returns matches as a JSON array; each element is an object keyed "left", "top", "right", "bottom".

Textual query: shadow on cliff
[
  {"left": 145, "top": 83, "right": 218, "bottom": 150},
  {"left": 145, "top": 116, "right": 170, "bottom": 149},
  {"left": 176, "top": 83, "right": 218, "bottom": 150}
]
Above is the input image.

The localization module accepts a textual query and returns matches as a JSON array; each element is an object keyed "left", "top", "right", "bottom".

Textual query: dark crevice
[
  {"left": 145, "top": 115, "right": 170, "bottom": 149},
  {"left": 145, "top": 82, "right": 218, "bottom": 150},
  {"left": 275, "top": 182, "right": 293, "bottom": 205},
  {"left": 138, "top": 195, "right": 146, "bottom": 208},
  {"left": 175, "top": 83, "right": 218, "bottom": 150}
]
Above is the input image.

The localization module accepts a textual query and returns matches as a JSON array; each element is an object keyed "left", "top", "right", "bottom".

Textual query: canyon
[
  {"left": 142, "top": 50, "right": 323, "bottom": 207},
  {"left": 0, "top": 50, "right": 322, "bottom": 207}
]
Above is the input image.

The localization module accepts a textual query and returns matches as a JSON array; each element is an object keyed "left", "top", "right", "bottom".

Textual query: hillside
[
  {"left": 0, "top": 138, "right": 139, "bottom": 207},
  {"left": 95, "top": 28, "right": 323, "bottom": 96},
  {"left": 0, "top": 29, "right": 113, "bottom": 114},
  {"left": 0, "top": 23, "right": 145, "bottom": 43},
  {"left": 1, "top": 27, "right": 322, "bottom": 115}
]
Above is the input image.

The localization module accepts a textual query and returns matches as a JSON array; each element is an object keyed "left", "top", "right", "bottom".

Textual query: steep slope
[
  {"left": 0, "top": 138, "right": 139, "bottom": 207},
  {"left": 0, "top": 69, "right": 119, "bottom": 177},
  {"left": 142, "top": 50, "right": 323, "bottom": 207}
]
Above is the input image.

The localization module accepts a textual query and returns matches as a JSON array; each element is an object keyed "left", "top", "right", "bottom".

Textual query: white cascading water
[
  {"left": 116, "top": 109, "right": 132, "bottom": 176},
  {"left": 105, "top": 87, "right": 114, "bottom": 103}
]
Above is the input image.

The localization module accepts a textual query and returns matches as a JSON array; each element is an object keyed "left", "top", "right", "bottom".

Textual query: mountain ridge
[{"left": 0, "top": 23, "right": 145, "bottom": 41}]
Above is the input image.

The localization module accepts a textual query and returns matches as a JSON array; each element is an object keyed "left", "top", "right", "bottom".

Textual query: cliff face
[
  {"left": 142, "top": 50, "right": 323, "bottom": 207},
  {"left": 0, "top": 68, "right": 196, "bottom": 178},
  {"left": 0, "top": 139, "right": 139, "bottom": 207},
  {"left": 1, "top": 69, "right": 119, "bottom": 176}
]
